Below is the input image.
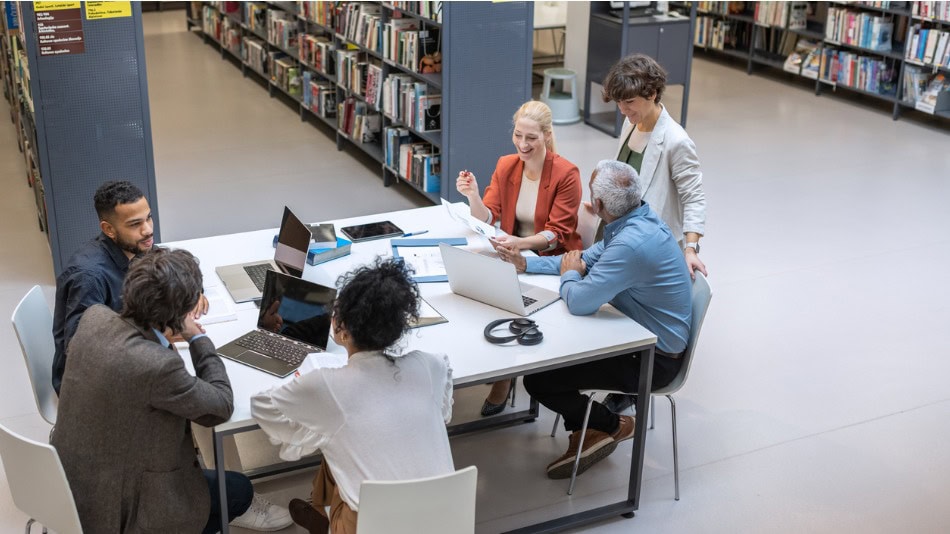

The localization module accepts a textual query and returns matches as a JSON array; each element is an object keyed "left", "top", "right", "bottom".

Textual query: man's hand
[
  {"left": 496, "top": 244, "right": 527, "bottom": 273},
  {"left": 684, "top": 249, "right": 707, "bottom": 280},
  {"left": 192, "top": 293, "right": 210, "bottom": 319},
  {"left": 560, "top": 250, "right": 586, "bottom": 277},
  {"left": 178, "top": 314, "right": 206, "bottom": 342}
]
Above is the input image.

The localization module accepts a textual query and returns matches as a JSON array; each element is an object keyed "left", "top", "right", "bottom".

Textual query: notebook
[
  {"left": 217, "top": 269, "right": 337, "bottom": 377},
  {"left": 439, "top": 243, "right": 560, "bottom": 316},
  {"left": 215, "top": 206, "right": 312, "bottom": 303}
]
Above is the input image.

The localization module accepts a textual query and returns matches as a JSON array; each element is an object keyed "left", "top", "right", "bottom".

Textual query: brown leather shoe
[
  {"left": 288, "top": 498, "right": 329, "bottom": 534},
  {"left": 611, "top": 415, "right": 636, "bottom": 443},
  {"left": 546, "top": 429, "right": 617, "bottom": 479}
]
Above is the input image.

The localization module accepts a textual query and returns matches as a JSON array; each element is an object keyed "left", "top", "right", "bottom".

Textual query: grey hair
[{"left": 591, "top": 160, "right": 642, "bottom": 217}]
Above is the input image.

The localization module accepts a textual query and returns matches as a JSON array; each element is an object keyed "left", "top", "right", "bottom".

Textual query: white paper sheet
[
  {"left": 399, "top": 246, "right": 446, "bottom": 278},
  {"left": 442, "top": 199, "right": 497, "bottom": 238},
  {"left": 199, "top": 285, "right": 238, "bottom": 325}
]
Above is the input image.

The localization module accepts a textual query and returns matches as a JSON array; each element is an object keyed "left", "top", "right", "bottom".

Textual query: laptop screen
[
  {"left": 274, "top": 207, "right": 312, "bottom": 278},
  {"left": 258, "top": 270, "right": 337, "bottom": 350}
]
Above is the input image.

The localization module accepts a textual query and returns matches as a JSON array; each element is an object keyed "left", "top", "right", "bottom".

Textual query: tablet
[{"left": 340, "top": 221, "right": 404, "bottom": 242}]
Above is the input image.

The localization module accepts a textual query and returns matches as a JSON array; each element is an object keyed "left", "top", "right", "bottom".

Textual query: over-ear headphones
[{"left": 483, "top": 318, "right": 544, "bottom": 346}]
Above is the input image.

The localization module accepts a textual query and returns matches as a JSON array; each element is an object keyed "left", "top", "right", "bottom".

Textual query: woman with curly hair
[{"left": 251, "top": 258, "right": 455, "bottom": 534}]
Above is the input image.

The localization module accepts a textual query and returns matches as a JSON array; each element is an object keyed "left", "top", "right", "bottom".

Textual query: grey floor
[{"left": 2, "top": 9, "right": 950, "bottom": 534}]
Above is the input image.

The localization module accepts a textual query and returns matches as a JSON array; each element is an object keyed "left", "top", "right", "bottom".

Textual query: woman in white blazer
[{"left": 602, "top": 53, "right": 707, "bottom": 278}]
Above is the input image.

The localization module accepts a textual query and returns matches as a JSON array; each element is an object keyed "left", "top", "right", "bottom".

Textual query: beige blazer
[
  {"left": 52, "top": 305, "right": 233, "bottom": 533},
  {"left": 617, "top": 105, "right": 706, "bottom": 242}
]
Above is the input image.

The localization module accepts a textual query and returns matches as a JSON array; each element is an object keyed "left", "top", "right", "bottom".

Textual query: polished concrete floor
[{"left": 2, "top": 9, "right": 950, "bottom": 534}]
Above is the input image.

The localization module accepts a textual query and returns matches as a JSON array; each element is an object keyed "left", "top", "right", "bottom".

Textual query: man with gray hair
[{"left": 497, "top": 159, "right": 692, "bottom": 479}]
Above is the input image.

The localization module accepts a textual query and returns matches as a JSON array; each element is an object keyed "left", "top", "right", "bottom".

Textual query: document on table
[
  {"left": 398, "top": 245, "right": 446, "bottom": 278},
  {"left": 442, "top": 199, "right": 497, "bottom": 238},
  {"left": 199, "top": 285, "right": 238, "bottom": 325}
]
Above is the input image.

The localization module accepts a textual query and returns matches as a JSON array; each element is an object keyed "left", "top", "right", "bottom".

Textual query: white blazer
[{"left": 616, "top": 105, "right": 706, "bottom": 242}]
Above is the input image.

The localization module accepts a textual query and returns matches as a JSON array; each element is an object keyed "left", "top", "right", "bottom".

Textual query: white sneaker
[{"left": 230, "top": 494, "right": 293, "bottom": 531}]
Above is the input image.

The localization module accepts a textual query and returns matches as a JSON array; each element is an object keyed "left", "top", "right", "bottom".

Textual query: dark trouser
[
  {"left": 523, "top": 351, "right": 682, "bottom": 434},
  {"left": 202, "top": 469, "right": 254, "bottom": 534}
]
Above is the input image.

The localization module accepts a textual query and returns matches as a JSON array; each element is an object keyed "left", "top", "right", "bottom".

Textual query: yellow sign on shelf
[
  {"left": 85, "top": 1, "right": 132, "bottom": 20},
  {"left": 34, "top": 2, "right": 82, "bottom": 11}
]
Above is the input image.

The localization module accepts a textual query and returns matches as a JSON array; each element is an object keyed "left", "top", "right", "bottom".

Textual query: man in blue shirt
[
  {"left": 497, "top": 159, "right": 692, "bottom": 479},
  {"left": 51, "top": 181, "right": 158, "bottom": 395}
]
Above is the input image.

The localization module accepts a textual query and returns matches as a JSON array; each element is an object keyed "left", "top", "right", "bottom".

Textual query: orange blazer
[{"left": 482, "top": 152, "right": 582, "bottom": 256}]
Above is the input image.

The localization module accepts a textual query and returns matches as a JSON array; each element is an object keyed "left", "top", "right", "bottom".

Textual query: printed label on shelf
[
  {"left": 34, "top": 2, "right": 81, "bottom": 11},
  {"left": 34, "top": 3, "right": 85, "bottom": 56},
  {"left": 85, "top": 1, "right": 132, "bottom": 20}
]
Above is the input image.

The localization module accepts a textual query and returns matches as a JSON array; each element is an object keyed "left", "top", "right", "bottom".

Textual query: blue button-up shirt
[{"left": 525, "top": 201, "right": 692, "bottom": 354}]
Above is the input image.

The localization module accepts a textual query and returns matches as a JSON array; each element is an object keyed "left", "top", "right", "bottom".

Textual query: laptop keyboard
[
  {"left": 522, "top": 295, "right": 537, "bottom": 307},
  {"left": 235, "top": 331, "right": 312, "bottom": 367},
  {"left": 243, "top": 264, "right": 274, "bottom": 292}
]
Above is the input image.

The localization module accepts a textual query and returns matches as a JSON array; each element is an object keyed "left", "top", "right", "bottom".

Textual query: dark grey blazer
[{"left": 51, "top": 304, "right": 233, "bottom": 533}]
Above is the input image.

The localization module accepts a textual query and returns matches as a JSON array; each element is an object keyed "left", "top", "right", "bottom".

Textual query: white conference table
[{"left": 167, "top": 204, "right": 657, "bottom": 533}]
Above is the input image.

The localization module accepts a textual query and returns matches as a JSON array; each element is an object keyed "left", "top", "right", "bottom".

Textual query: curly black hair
[
  {"left": 121, "top": 248, "right": 203, "bottom": 334},
  {"left": 332, "top": 257, "right": 420, "bottom": 353},
  {"left": 94, "top": 181, "right": 145, "bottom": 222}
]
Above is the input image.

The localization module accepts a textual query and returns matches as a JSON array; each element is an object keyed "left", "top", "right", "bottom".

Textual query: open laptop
[
  {"left": 439, "top": 243, "right": 560, "bottom": 316},
  {"left": 217, "top": 269, "right": 337, "bottom": 377},
  {"left": 215, "top": 207, "right": 312, "bottom": 303}
]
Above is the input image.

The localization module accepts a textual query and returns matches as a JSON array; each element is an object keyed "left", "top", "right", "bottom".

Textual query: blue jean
[{"left": 202, "top": 469, "right": 253, "bottom": 534}]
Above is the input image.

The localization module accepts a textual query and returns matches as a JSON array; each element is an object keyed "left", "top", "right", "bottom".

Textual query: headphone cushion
[{"left": 518, "top": 328, "right": 543, "bottom": 345}]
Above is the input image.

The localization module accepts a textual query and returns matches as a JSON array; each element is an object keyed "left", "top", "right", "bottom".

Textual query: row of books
[
  {"left": 222, "top": 17, "right": 242, "bottom": 56},
  {"left": 385, "top": 25, "right": 439, "bottom": 74},
  {"left": 384, "top": 128, "right": 440, "bottom": 193},
  {"left": 389, "top": 1, "right": 443, "bottom": 24},
  {"left": 381, "top": 74, "right": 441, "bottom": 132},
  {"left": 339, "top": 97, "right": 381, "bottom": 144},
  {"left": 754, "top": 1, "right": 807, "bottom": 30},
  {"left": 336, "top": 50, "right": 384, "bottom": 107},
  {"left": 819, "top": 48, "right": 898, "bottom": 95},
  {"left": 303, "top": 73, "right": 337, "bottom": 118},
  {"left": 783, "top": 39, "right": 821, "bottom": 79},
  {"left": 912, "top": 1, "right": 950, "bottom": 20},
  {"left": 267, "top": 9, "right": 298, "bottom": 53},
  {"left": 246, "top": 3, "right": 267, "bottom": 36},
  {"left": 906, "top": 25, "right": 950, "bottom": 66},
  {"left": 243, "top": 36, "right": 268, "bottom": 75},
  {"left": 697, "top": 1, "right": 750, "bottom": 16},
  {"left": 300, "top": 34, "right": 336, "bottom": 76},
  {"left": 753, "top": 26, "right": 799, "bottom": 57},
  {"left": 825, "top": 8, "right": 895, "bottom": 51},
  {"left": 272, "top": 53, "right": 302, "bottom": 97},
  {"left": 202, "top": 6, "right": 224, "bottom": 42},
  {"left": 299, "top": 1, "right": 337, "bottom": 28},
  {"left": 902, "top": 67, "right": 950, "bottom": 112},
  {"left": 695, "top": 16, "right": 752, "bottom": 50}
]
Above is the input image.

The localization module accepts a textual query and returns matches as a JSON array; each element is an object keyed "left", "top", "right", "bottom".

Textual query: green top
[{"left": 617, "top": 128, "right": 644, "bottom": 173}]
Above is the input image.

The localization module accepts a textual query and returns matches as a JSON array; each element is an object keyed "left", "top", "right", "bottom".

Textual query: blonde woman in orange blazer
[{"left": 456, "top": 100, "right": 582, "bottom": 416}]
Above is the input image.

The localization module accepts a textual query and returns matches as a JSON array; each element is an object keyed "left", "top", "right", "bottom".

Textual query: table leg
[{"left": 214, "top": 428, "right": 230, "bottom": 534}]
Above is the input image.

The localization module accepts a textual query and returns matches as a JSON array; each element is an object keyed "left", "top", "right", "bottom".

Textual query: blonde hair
[{"left": 512, "top": 100, "right": 557, "bottom": 153}]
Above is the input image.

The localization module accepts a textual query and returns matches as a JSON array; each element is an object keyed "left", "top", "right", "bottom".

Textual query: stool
[{"left": 540, "top": 68, "right": 581, "bottom": 125}]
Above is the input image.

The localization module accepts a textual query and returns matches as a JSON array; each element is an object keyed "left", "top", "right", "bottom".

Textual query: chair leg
[
  {"left": 668, "top": 394, "right": 680, "bottom": 501},
  {"left": 649, "top": 395, "right": 656, "bottom": 430},
  {"left": 25, "top": 518, "right": 34, "bottom": 534},
  {"left": 509, "top": 377, "right": 517, "bottom": 407},
  {"left": 550, "top": 413, "right": 561, "bottom": 437},
  {"left": 567, "top": 395, "right": 597, "bottom": 495}
]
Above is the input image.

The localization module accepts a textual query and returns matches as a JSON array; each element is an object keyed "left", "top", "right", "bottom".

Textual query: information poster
[
  {"left": 85, "top": 1, "right": 132, "bottom": 20},
  {"left": 34, "top": 2, "right": 84, "bottom": 57}
]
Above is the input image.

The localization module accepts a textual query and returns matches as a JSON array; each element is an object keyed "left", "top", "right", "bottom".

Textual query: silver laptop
[
  {"left": 439, "top": 243, "right": 560, "bottom": 316},
  {"left": 217, "top": 269, "right": 336, "bottom": 377},
  {"left": 215, "top": 207, "right": 312, "bottom": 303}
]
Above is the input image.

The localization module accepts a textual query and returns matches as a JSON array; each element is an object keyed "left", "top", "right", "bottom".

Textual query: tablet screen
[{"left": 340, "top": 221, "right": 404, "bottom": 242}]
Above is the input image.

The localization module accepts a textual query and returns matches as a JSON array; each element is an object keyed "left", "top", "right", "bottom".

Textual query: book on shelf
[
  {"left": 784, "top": 39, "right": 820, "bottom": 75},
  {"left": 787, "top": 2, "right": 808, "bottom": 30},
  {"left": 904, "top": 67, "right": 950, "bottom": 113},
  {"left": 907, "top": 24, "right": 950, "bottom": 66},
  {"left": 826, "top": 8, "right": 894, "bottom": 52},
  {"left": 820, "top": 48, "right": 898, "bottom": 95},
  {"left": 913, "top": 1, "right": 950, "bottom": 21}
]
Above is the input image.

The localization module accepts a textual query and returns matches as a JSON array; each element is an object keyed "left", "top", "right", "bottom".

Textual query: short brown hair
[
  {"left": 601, "top": 54, "right": 667, "bottom": 104},
  {"left": 121, "top": 248, "right": 203, "bottom": 333}
]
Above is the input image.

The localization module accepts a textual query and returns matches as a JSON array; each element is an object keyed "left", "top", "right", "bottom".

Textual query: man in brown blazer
[{"left": 51, "top": 248, "right": 252, "bottom": 533}]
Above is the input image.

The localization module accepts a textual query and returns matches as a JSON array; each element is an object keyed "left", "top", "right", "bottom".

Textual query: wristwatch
[{"left": 684, "top": 242, "right": 700, "bottom": 254}]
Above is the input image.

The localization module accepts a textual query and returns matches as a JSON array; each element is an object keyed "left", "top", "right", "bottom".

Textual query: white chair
[
  {"left": 576, "top": 203, "right": 601, "bottom": 250},
  {"left": 356, "top": 465, "right": 478, "bottom": 534},
  {"left": 0, "top": 422, "right": 83, "bottom": 534},
  {"left": 550, "top": 272, "right": 713, "bottom": 498},
  {"left": 11, "top": 285, "right": 58, "bottom": 425}
]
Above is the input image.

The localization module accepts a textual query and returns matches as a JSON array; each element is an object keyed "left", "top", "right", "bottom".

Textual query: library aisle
[{"left": 2, "top": 9, "right": 950, "bottom": 534}]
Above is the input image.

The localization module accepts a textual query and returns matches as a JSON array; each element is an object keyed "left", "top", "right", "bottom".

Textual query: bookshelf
[
  {"left": 681, "top": 1, "right": 950, "bottom": 121},
  {"left": 188, "top": 1, "right": 533, "bottom": 203},
  {"left": 3, "top": 2, "right": 161, "bottom": 276}
]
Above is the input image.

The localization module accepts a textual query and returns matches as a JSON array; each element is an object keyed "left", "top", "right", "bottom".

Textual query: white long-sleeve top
[{"left": 251, "top": 350, "right": 455, "bottom": 510}]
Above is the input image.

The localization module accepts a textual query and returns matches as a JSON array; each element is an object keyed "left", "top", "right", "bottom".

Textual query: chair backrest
[
  {"left": 356, "top": 465, "right": 478, "bottom": 534},
  {"left": 11, "top": 285, "right": 58, "bottom": 425},
  {"left": 576, "top": 203, "right": 601, "bottom": 250},
  {"left": 0, "top": 422, "right": 83, "bottom": 534},
  {"left": 653, "top": 272, "right": 712, "bottom": 395}
]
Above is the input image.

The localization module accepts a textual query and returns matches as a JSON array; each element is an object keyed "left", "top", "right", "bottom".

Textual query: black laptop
[{"left": 217, "top": 269, "right": 337, "bottom": 377}]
